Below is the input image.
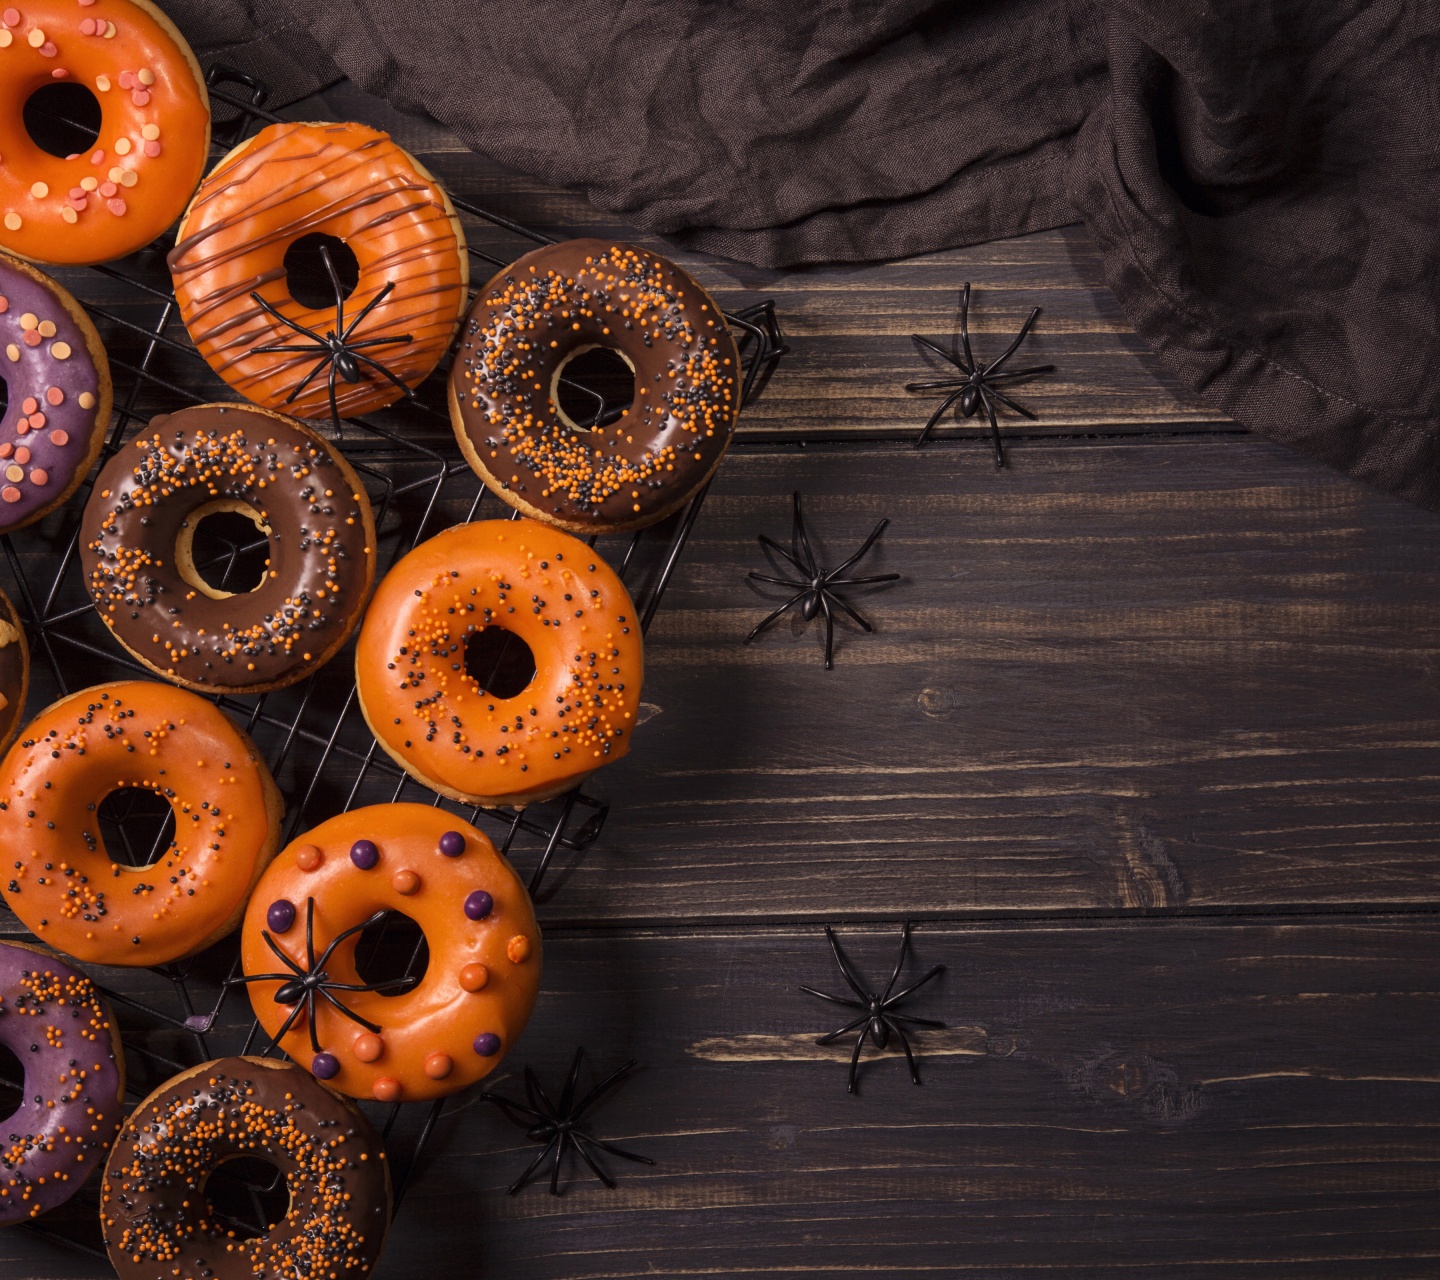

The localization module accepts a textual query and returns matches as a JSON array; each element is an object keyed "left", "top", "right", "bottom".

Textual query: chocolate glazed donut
[
  {"left": 79, "top": 403, "right": 375, "bottom": 693},
  {"left": 448, "top": 240, "right": 741, "bottom": 534}
]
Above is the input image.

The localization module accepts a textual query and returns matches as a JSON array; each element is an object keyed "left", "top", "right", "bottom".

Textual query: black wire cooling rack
[{"left": 1, "top": 66, "right": 786, "bottom": 1258}]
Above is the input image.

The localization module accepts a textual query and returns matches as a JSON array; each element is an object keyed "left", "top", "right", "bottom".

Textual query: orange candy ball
[
  {"left": 459, "top": 962, "right": 489, "bottom": 992},
  {"left": 353, "top": 1033, "right": 384, "bottom": 1063}
]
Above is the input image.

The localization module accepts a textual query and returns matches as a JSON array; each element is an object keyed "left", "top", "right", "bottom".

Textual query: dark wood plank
[
  {"left": 9, "top": 919, "right": 1433, "bottom": 1279},
  {"left": 519, "top": 437, "right": 1440, "bottom": 921}
]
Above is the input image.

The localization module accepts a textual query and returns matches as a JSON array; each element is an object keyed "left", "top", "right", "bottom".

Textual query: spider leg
[
  {"left": 249, "top": 292, "right": 329, "bottom": 344},
  {"left": 226, "top": 970, "right": 299, "bottom": 986},
  {"left": 477, "top": 1092, "right": 545, "bottom": 1128},
  {"left": 525, "top": 1064, "right": 560, "bottom": 1124},
  {"left": 885, "top": 962, "right": 946, "bottom": 1008},
  {"left": 550, "top": 1131, "right": 569, "bottom": 1196},
  {"left": 915, "top": 387, "right": 968, "bottom": 447},
  {"left": 984, "top": 385, "right": 1039, "bottom": 420},
  {"left": 957, "top": 283, "right": 977, "bottom": 372},
  {"left": 819, "top": 590, "right": 836, "bottom": 669},
  {"left": 824, "top": 590, "right": 877, "bottom": 635},
  {"left": 790, "top": 492, "right": 819, "bottom": 579},
  {"left": 847, "top": 1026, "right": 866, "bottom": 1094},
  {"left": 306, "top": 992, "right": 322, "bottom": 1054},
  {"left": 352, "top": 350, "right": 420, "bottom": 398},
  {"left": 283, "top": 354, "right": 334, "bottom": 404},
  {"left": 886, "top": 1012, "right": 948, "bottom": 1029},
  {"left": 575, "top": 1130, "right": 655, "bottom": 1165},
  {"left": 981, "top": 389, "right": 1007, "bottom": 469},
  {"left": 346, "top": 334, "right": 414, "bottom": 350},
  {"left": 981, "top": 305, "right": 1042, "bottom": 376},
  {"left": 249, "top": 343, "right": 330, "bottom": 355},
  {"left": 983, "top": 363, "right": 1055, "bottom": 383},
  {"left": 322, "top": 977, "right": 417, "bottom": 993},
  {"left": 827, "top": 517, "right": 893, "bottom": 579},
  {"left": 506, "top": 1134, "right": 559, "bottom": 1196},
  {"left": 318, "top": 244, "right": 348, "bottom": 337},
  {"left": 814, "top": 1012, "right": 870, "bottom": 1045},
  {"left": 798, "top": 984, "right": 865, "bottom": 1012},
  {"left": 261, "top": 999, "right": 307, "bottom": 1055},
  {"left": 340, "top": 280, "right": 398, "bottom": 341},
  {"left": 756, "top": 533, "right": 808, "bottom": 577},
  {"left": 743, "top": 589, "right": 809, "bottom": 644},
  {"left": 824, "top": 926, "right": 876, "bottom": 1003},
  {"left": 558, "top": 1047, "right": 586, "bottom": 1117},
  {"left": 259, "top": 931, "right": 307, "bottom": 977},
  {"left": 746, "top": 571, "right": 807, "bottom": 589},
  {"left": 826, "top": 574, "right": 902, "bottom": 589},
  {"left": 880, "top": 921, "right": 915, "bottom": 1002},
  {"left": 571, "top": 1058, "right": 639, "bottom": 1120},
  {"left": 887, "top": 1018, "right": 924, "bottom": 1085},
  {"left": 317, "top": 986, "right": 384, "bottom": 1034},
  {"left": 569, "top": 1133, "right": 617, "bottom": 1188},
  {"left": 905, "top": 379, "right": 968, "bottom": 393},
  {"left": 312, "top": 908, "right": 391, "bottom": 973},
  {"left": 327, "top": 360, "right": 343, "bottom": 428},
  {"left": 910, "top": 333, "right": 970, "bottom": 375}
]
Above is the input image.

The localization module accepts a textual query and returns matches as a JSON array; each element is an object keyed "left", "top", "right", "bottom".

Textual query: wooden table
[{"left": 6, "top": 81, "right": 1439, "bottom": 1280}]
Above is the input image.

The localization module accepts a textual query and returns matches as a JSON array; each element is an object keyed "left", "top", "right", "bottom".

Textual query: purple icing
[
  {"left": 0, "top": 259, "right": 103, "bottom": 532},
  {"left": 438, "top": 830, "right": 465, "bottom": 857},
  {"left": 311, "top": 1052, "right": 340, "bottom": 1079},
  {"left": 350, "top": 839, "right": 379, "bottom": 870},
  {"left": 463, "top": 889, "right": 493, "bottom": 920},
  {"left": 473, "top": 1032, "right": 501, "bottom": 1056},
  {"left": 267, "top": 899, "right": 297, "bottom": 933},
  {"left": 0, "top": 942, "right": 123, "bottom": 1225}
]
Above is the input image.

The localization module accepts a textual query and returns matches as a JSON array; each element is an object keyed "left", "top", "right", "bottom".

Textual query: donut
[
  {"left": 0, "top": 583, "right": 29, "bottom": 750},
  {"left": 101, "top": 1056, "right": 390, "bottom": 1280},
  {"left": 168, "top": 121, "right": 468, "bottom": 421},
  {"left": 0, "top": 0, "right": 211, "bottom": 266},
  {"left": 79, "top": 402, "right": 377, "bottom": 693},
  {"left": 239, "top": 805, "right": 541, "bottom": 1103},
  {"left": 0, "top": 939, "right": 124, "bottom": 1224},
  {"left": 0, "top": 680, "right": 283, "bottom": 967},
  {"left": 354, "top": 520, "right": 643, "bottom": 807},
  {"left": 448, "top": 238, "right": 741, "bottom": 534},
  {"left": 0, "top": 252, "right": 111, "bottom": 532}
]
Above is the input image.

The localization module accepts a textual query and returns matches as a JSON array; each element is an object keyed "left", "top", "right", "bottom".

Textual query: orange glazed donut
[
  {"left": 0, "top": 680, "right": 283, "bottom": 966},
  {"left": 354, "top": 520, "right": 644, "bottom": 807},
  {"left": 0, "top": 0, "right": 210, "bottom": 266},
  {"left": 168, "top": 121, "right": 468, "bottom": 421},
  {"left": 239, "top": 805, "right": 541, "bottom": 1102}
]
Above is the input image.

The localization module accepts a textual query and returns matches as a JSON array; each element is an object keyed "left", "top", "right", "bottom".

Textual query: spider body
[
  {"left": 247, "top": 244, "right": 416, "bottom": 428},
  {"left": 801, "top": 922, "right": 945, "bottom": 1094},
  {"left": 479, "top": 1048, "right": 654, "bottom": 1195},
  {"left": 906, "top": 281, "right": 1055, "bottom": 465},
  {"left": 744, "top": 491, "right": 900, "bottom": 669}
]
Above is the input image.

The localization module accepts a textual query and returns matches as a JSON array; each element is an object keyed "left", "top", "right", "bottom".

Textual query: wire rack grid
[{"left": 1, "top": 66, "right": 786, "bottom": 1258}]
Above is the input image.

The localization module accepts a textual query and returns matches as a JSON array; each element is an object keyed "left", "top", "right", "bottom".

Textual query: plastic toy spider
[
  {"left": 247, "top": 243, "right": 416, "bottom": 427},
  {"left": 801, "top": 922, "right": 945, "bottom": 1094},
  {"left": 229, "top": 896, "right": 417, "bottom": 1057},
  {"left": 906, "top": 281, "right": 1055, "bottom": 465},
  {"left": 478, "top": 1047, "right": 654, "bottom": 1195},
  {"left": 744, "top": 490, "right": 900, "bottom": 670}
]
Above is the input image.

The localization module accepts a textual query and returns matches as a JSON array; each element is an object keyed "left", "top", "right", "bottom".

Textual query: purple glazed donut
[
  {"left": 0, "top": 252, "right": 111, "bottom": 534},
  {"left": 0, "top": 939, "right": 125, "bottom": 1223}
]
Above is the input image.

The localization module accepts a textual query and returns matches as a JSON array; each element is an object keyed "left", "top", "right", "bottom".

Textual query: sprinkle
[
  {"left": 103, "top": 21, "right": 114, "bottom": 37},
  {"left": 15, "top": 447, "right": 30, "bottom": 464},
  {"left": 37, "top": 319, "right": 55, "bottom": 337},
  {"left": 25, "top": 412, "right": 42, "bottom": 428},
  {"left": 78, "top": 391, "right": 95, "bottom": 409},
  {"left": 27, "top": 28, "right": 44, "bottom": 47},
  {"left": 130, "top": 89, "right": 149, "bottom": 106},
  {"left": 137, "top": 67, "right": 154, "bottom": 86},
  {"left": 21, "top": 330, "right": 41, "bottom": 347},
  {"left": 141, "top": 124, "right": 160, "bottom": 141},
  {"left": 106, "top": 166, "right": 123, "bottom": 183},
  {"left": 49, "top": 430, "right": 68, "bottom": 446},
  {"left": 94, "top": 75, "right": 110, "bottom": 92},
  {"left": 29, "top": 468, "right": 46, "bottom": 486},
  {"left": 3, "top": 213, "right": 20, "bottom": 231},
  {"left": 98, "top": 180, "right": 116, "bottom": 197},
  {"left": 29, "top": 182, "right": 48, "bottom": 199},
  {"left": 507, "top": 934, "right": 532, "bottom": 963},
  {"left": 50, "top": 341, "right": 71, "bottom": 359},
  {"left": 80, "top": 17, "right": 96, "bottom": 35},
  {"left": 80, "top": 177, "right": 98, "bottom": 191},
  {"left": 18, "top": 312, "right": 36, "bottom": 330},
  {"left": 20, "top": 397, "right": 35, "bottom": 414},
  {"left": 105, "top": 198, "right": 125, "bottom": 217},
  {"left": 0, "top": 9, "right": 16, "bottom": 27},
  {"left": 62, "top": 205, "right": 79, "bottom": 222},
  {"left": 6, "top": 466, "right": 23, "bottom": 483},
  {"left": 114, "top": 138, "right": 131, "bottom": 156},
  {"left": 0, "top": 296, "right": 7, "bottom": 312},
  {"left": 2, "top": 488, "right": 20, "bottom": 503},
  {"left": 0, "top": 444, "right": 12, "bottom": 458},
  {"left": 0, "top": 30, "right": 12, "bottom": 47},
  {"left": 119, "top": 169, "right": 137, "bottom": 188},
  {"left": 45, "top": 387, "right": 62, "bottom": 406},
  {"left": 38, "top": 40, "right": 55, "bottom": 56},
  {"left": 90, "top": 149, "right": 105, "bottom": 165},
  {"left": 4, "top": 345, "right": 16, "bottom": 361},
  {"left": 143, "top": 140, "right": 161, "bottom": 158},
  {"left": 50, "top": 67, "right": 68, "bottom": 78},
  {"left": 117, "top": 70, "right": 134, "bottom": 89}
]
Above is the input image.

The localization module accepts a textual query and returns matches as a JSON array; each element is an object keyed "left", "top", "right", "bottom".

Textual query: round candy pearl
[
  {"left": 463, "top": 890, "right": 493, "bottom": 921},
  {"left": 507, "top": 934, "right": 532, "bottom": 964},
  {"left": 424, "top": 1051, "right": 453, "bottom": 1080},
  {"left": 392, "top": 869, "right": 420, "bottom": 896},
  {"left": 311, "top": 1052, "right": 340, "bottom": 1080},
  {"left": 350, "top": 839, "right": 379, "bottom": 870},
  {"left": 295, "top": 844, "right": 323, "bottom": 872},
  {"left": 353, "top": 1033, "right": 383, "bottom": 1063},
  {"left": 266, "top": 899, "right": 296, "bottom": 933},
  {"left": 372, "top": 1076, "right": 401, "bottom": 1103},
  {"left": 473, "top": 1032, "right": 501, "bottom": 1057},
  {"left": 459, "top": 962, "right": 489, "bottom": 992},
  {"left": 438, "top": 830, "right": 465, "bottom": 857}
]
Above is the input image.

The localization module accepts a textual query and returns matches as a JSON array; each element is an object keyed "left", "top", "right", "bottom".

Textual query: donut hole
[
  {"left": 0, "top": 1042, "right": 24, "bottom": 1125},
  {"left": 22, "top": 82, "right": 102, "bottom": 159},
  {"left": 203, "top": 1155, "right": 291, "bottom": 1239},
  {"left": 177, "top": 500, "right": 272, "bottom": 599},
  {"left": 96, "top": 786, "right": 177, "bottom": 870},
  {"left": 283, "top": 233, "right": 360, "bottom": 309},
  {"left": 464, "top": 625, "right": 535, "bottom": 699},
  {"left": 553, "top": 345, "right": 635, "bottom": 430},
  {"left": 353, "top": 909, "right": 429, "bottom": 997}
]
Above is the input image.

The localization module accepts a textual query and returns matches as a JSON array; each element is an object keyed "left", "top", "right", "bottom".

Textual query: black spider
[
  {"left": 801, "top": 922, "right": 945, "bottom": 1094},
  {"left": 247, "top": 243, "right": 416, "bottom": 428},
  {"left": 478, "top": 1048, "right": 654, "bottom": 1196},
  {"left": 906, "top": 281, "right": 1055, "bottom": 465},
  {"left": 744, "top": 490, "right": 900, "bottom": 670},
  {"left": 229, "top": 896, "right": 416, "bottom": 1056}
]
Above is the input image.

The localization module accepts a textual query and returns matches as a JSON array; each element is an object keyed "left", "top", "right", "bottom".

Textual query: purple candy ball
[
  {"left": 438, "top": 830, "right": 466, "bottom": 857},
  {"left": 463, "top": 890, "right": 494, "bottom": 921},
  {"left": 266, "top": 899, "right": 297, "bottom": 934},
  {"left": 473, "top": 1032, "right": 501, "bottom": 1057},
  {"left": 350, "top": 839, "right": 379, "bottom": 870},
  {"left": 311, "top": 1052, "right": 340, "bottom": 1080}
]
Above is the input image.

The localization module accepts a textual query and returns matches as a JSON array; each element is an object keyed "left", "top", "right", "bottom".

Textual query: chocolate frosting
[
  {"left": 0, "top": 940, "right": 124, "bottom": 1225},
  {"left": 450, "top": 239, "right": 740, "bottom": 530},
  {"left": 102, "top": 1056, "right": 389, "bottom": 1280},
  {"left": 0, "top": 254, "right": 106, "bottom": 531},
  {"left": 80, "top": 403, "right": 374, "bottom": 691}
]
